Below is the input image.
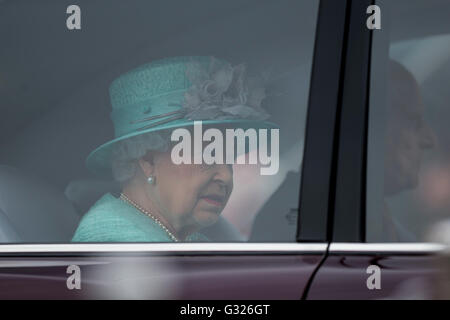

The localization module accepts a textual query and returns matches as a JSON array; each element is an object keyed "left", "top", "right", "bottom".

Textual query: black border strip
[
  {"left": 331, "top": 0, "right": 374, "bottom": 242},
  {"left": 297, "top": 0, "right": 349, "bottom": 242}
]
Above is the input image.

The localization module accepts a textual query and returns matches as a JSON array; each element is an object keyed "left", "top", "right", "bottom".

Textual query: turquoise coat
[{"left": 72, "top": 193, "right": 208, "bottom": 242}]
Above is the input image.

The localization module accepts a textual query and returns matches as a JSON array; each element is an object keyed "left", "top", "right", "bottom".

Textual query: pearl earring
[{"left": 147, "top": 175, "right": 155, "bottom": 184}]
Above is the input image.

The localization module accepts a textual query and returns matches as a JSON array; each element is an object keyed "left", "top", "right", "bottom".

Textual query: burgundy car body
[{"left": 0, "top": 244, "right": 326, "bottom": 299}]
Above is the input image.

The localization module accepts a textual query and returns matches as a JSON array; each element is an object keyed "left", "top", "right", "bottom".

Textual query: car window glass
[
  {"left": 367, "top": 0, "right": 450, "bottom": 242},
  {"left": 0, "top": 0, "right": 319, "bottom": 243}
]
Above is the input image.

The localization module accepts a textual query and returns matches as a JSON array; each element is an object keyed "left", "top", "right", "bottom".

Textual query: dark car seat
[
  {"left": 64, "top": 178, "right": 121, "bottom": 216},
  {"left": 0, "top": 165, "right": 80, "bottom": 242}
]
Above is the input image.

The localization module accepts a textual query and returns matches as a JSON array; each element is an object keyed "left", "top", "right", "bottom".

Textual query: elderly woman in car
[{"left": 72, "top": 56, "right": 275, "bottom": 242}]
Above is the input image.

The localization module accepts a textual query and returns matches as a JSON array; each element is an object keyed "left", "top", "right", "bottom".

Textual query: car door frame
[
  {"left": 0, "top": 0, "right": 351, "bottom": 300},
  {"left": 304, "top": 0, "right": 446, "bottom": 300}
]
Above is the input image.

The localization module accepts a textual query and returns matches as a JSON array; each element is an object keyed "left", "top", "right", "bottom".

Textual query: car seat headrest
[{"left": 0, "top": 165, "right": 80, "bottom": 242}]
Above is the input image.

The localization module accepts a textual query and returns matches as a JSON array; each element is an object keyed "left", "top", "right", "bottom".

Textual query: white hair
[{"left": 111, "top": 131, "right": 171, "bottom": 183}]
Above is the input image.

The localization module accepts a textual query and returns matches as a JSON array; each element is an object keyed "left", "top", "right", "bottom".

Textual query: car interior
[
  {"left": 0, "top": 0, "right": 316, "bottom": 242},
  {"left": 366, "top": 0, "right": 450, "bottom": 241},
  {"left": 3, "top": 0, "right": 448, "bottom": 244}
]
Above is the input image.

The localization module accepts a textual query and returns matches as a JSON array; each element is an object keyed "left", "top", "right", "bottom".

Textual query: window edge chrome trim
[
  {"left": 3, "top": 242, "right": 446, "bottom": 255},
  {"left": 0, "top": 243, "right": 328, "bottom": 254},
  {"left": 329, "top": 243, "right": 447, "bottom": 254}
]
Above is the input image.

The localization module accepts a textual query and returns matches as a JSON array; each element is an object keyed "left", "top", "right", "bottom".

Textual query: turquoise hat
[{"left": 86, "top": 56, "right": 277, "bottom": 176}]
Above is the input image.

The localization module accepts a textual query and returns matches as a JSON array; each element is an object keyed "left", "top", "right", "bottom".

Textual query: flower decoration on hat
[{"left": 183, "top": 57, "right": 270, "bottom": 121}]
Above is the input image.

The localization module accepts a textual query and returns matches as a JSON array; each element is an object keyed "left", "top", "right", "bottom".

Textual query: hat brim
[{"left": 86, "top": 119, "right": 278, "bottom": 178}]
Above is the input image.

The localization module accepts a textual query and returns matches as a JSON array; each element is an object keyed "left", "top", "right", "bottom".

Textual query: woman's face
[{"left": 150, "top": 151, "right": 233, "bottom": 231}]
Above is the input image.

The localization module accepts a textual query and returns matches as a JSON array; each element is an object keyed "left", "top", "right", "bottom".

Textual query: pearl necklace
[{"left": 119, "top": 192, "right": 179, "bottom": 242}]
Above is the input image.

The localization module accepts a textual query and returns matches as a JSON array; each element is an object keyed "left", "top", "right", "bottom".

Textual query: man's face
[{"left": 384, "top": 72, "right": 435, "bottom": 196}]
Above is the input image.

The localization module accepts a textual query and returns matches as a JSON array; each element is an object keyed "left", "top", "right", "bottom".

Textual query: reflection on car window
[
  {"left": 0, "top": 0, "right": 318, "bottom": 243},
  {"left": 367, "top": 0, "right": 450, "bottom": 242}
]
